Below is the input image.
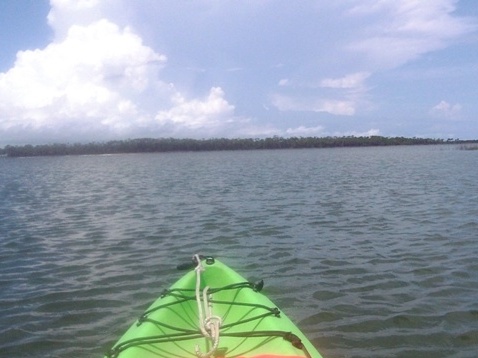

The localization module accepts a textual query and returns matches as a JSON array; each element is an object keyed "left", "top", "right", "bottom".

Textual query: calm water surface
[{"left": 1, "top": 146, "right": 478, "bottom": 357}]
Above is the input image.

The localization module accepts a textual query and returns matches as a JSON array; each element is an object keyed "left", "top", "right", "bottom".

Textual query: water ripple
[{"left": 1, "top": 147, "right": 478, "bottom": 357}]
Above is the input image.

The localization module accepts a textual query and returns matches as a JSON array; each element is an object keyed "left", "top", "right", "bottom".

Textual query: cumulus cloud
[
  {"left": 430, "top": 100, "right": 462, "bottom": 119},
  {"left": 1, "top": 1, "right": 475, "bottom": 144},
  {"left": 155, "top": 87, "right": 235, "bottom": 130},
  {"left": 47, "top": 0, "right": 119, "bottom": 39},
  {"left": 0, "top": 0, "right": 241, "bottom": 144},
  {"left": 0, "top": 19, "right": 164, "bottom": 135}
]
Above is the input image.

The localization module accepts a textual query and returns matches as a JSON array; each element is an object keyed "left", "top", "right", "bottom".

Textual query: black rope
[
  {"left": 105, "top": 280, "right": 313, "bottom": 358},
  {"left": 161, "top": 281, "right": 262, "bottom": 296},
  {"left": 106, "top": 332, "right": 206, "bottom": 358},
  {"left": 137, "top": 316, "right": 198, "bottom": 334},
  {"left": 138, "top": 281, "right": 264, "bottom": 324},
  {"left": 106, "top": 330, "right": 311, "bottom": 358}
]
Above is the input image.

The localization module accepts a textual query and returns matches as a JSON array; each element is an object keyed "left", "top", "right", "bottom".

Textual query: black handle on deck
[{"left": 176, "top": 255, "right": 215, "bottom": 270}]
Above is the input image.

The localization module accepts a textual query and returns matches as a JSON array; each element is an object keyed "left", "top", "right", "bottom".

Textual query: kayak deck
[{"left": 105, "top": 256, "right": 323, "bottom": 358}]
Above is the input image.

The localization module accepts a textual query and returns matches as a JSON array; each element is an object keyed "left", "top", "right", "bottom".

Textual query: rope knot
[
  {"left": 194, "top": 255, "right": 222, "bottom": 358},
  {"left": 204, "top": 315, "right": 223, "bottom": 333}
]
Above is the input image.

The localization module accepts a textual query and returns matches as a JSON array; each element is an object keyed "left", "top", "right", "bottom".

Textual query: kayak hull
[{"left": 105, "top": 257, "right": 323, "bottom": 358}]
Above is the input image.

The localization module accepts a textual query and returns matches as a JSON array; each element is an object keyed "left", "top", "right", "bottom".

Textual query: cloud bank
[
  {"left": 0, "top": 0, "right": 241, "bottom": 144},
  {"left": 0, "top": 0, "right": 476, "bottom": 145}
]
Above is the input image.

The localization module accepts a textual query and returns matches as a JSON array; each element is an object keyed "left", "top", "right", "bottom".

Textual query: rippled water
[{"left": 1, "top": 146, "right": 478, "bottom": 357}]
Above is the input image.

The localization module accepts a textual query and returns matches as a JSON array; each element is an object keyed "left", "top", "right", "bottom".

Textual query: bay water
[{"left": 1, "top": 145, "right": 477, "bottom": 357}]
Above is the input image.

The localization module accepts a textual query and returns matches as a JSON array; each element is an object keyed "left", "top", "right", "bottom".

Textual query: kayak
[{"left": 105, "top": 255, "right": 324, "bottom": 358}]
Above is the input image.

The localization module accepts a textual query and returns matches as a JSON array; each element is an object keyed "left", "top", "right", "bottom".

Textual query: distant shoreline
[{"left": 1, "top": 136, "right": 477, "bottom": 157}]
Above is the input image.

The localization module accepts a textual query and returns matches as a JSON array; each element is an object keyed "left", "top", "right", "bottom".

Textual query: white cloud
[
  {"left": 334, "top": 129, "right": 381, "bottom": 137},
  {"left": 270, "top": 1, "right": 475, "bottom": 119},
  {"left": 278, "top": 79, "right": 289, "bottom": 87},
  {"left": 0, "top": 19, "right": 164, "bottom": 134},
  {"left": 320, "top": 72, "right": 370, "bottom": 89},
  {"left": 430, "top": 100, "right": 462, "bottom": 119},
  {"left": 47, "top": 0, "right": 115, "bottom": 39},
  {"left": 1, "top": 1, "right": 476, "bottom": 144},
  {"left": 346, "top": 0, "right": 476, "bottom": 69},
  {"left": 272, "top": 72, "right": 370, "bottom": 116},
  {"left": 0, "top": 0, "right": 243, "bottom": 143},
  {"left": 271, "top": 94, "right": 356, "bottom": 116},
  {"left": 284, "top": 126, "right": 380, "bottom": 138},
  {"left": 155, "top": 87, "right": 235, "bottom": 129},
  {"left": 319, "top": 100, "right": 357, "bottom": 116},
  {"left": 285, "top": 125, "right": 325, "bottom": 136}
]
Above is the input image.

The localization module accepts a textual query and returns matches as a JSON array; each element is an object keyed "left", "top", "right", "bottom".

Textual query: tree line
[{"left": 0, "top": 136, "right": 473, "bottom": 157}]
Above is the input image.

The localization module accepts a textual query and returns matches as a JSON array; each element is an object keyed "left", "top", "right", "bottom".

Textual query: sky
[{"left": 1, "top": 0, "right": 478, "bottom": 146}]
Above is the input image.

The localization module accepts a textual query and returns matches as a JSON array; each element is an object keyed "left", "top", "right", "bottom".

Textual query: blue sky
[{"left": 1, "top": 0, "right": 477, "bottom": 146}]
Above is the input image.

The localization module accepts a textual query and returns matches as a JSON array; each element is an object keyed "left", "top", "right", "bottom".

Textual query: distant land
[{"left": 1, "top": 136, "right": 478, "bottom": 157}]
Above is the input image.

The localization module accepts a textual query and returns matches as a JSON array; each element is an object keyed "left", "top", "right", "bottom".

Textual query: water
[{"left": 1, "top": 145, "right": 477, "bottom": 357}]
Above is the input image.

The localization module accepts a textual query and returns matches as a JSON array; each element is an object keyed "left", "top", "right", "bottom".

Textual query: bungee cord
[{"left": 105, "top": 255, "right": 311, "bottom": 358}]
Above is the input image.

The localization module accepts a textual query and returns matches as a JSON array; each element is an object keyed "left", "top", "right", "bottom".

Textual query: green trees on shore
[{"left": 0, "top": 136, "right": 472, "bottom": 157}]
